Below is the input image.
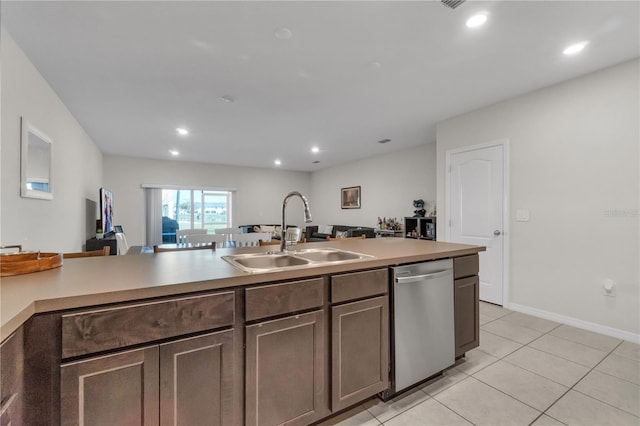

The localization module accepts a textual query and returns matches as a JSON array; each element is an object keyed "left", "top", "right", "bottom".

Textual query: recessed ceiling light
[
  {"left": 311, "top": 146, "right": 320, "bottom": 154},
  {"left": 274, "top": 159, "right": 282, "bottom": 166},
  {"left": 563, "top": 41, "right": 589, "bottom": 55},
  {"left": 169, "top": 150, "right": 180, "bottom": 156},
  {"left": 220, "top": 95, "right": 234, "bottom": 103},
  {"left": 466, "top": 13, "right": 488, "bottom": 28},
  {"left": 176, "top": 128, "right": 189, "bottom": 136},
  {"left": 370, "top": 61, "right": 382, "bottom": 69},
  {"left": 274, "top": 27, "right": 293, "bottom": 40}
]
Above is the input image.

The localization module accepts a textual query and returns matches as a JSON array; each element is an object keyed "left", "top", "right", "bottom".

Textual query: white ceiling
[{"left": 2, "top": 1, "right": 638, "bottom": 172}]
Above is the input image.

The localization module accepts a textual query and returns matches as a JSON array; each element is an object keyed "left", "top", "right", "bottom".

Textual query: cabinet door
[
  {"left": 61, "top": 346, "right": 159, "bottom": 426},
  {"left": 160, "top": 330, "right": 234, "bottom": 426},
  {"left": 1, "top": 329, "right": 24, "bottom": 426},
  {"left": 331, "top": 296, "right": 389, "bottom": 411},
  {"left": 245, "top": 311, "right": 325, "bottom": 426},
  {"left": 454, "top": 276, "right": 480, "bottom": 357}
]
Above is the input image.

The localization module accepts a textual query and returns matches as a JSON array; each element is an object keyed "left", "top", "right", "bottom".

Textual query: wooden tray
[{"left": 0, "top": 252, "right": 63, "bottom": 277}]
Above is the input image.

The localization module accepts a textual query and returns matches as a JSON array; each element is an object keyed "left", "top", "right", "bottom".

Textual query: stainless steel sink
[
  {"left": 294, "top": 248, "right": 363, "bottom": 262},
  {"left": 222, "top": 248, "right": 374, "bottom": 273},
  {"left": 233, "top": 254, "right": 310, "bottom": 270}
]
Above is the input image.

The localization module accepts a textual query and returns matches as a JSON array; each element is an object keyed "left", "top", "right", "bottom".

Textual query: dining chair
[
  {"left": 64, "top": 246, "right": 110, "bottom": 258},
  {"left": 115, "top": 232, "right": 130, "bottom": 255},
  {"left": 284, "top": 227, "right": 302, "bottom": 242},
  {"left": 253, "top": 232, "right": 272, "bottom": 243},
  {"left": 185, "top": 233, "right": 226, "bottom": 248},
  {"left": 176, "top": 228, "right": 208, "bottom": 244},
  {"left": 214, "top": 227, "right": 243, "bottom": 244},
  {"left": 230, "top": 233, "right": 263, "bottom": 247}
]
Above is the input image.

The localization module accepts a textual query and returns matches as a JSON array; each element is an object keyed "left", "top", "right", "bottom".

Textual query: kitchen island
[{"left": 0, "top": 238, "right": 484, "bottom": 425}]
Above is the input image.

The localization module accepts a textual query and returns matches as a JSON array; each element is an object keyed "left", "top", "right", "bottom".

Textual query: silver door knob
[{"left": 494, "top": 230, "right": 501, "bottom": 236}]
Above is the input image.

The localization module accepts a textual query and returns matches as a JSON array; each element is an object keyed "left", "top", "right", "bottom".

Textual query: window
[{"left": 162, "top": 189, "right": 232, "bottom": 234}]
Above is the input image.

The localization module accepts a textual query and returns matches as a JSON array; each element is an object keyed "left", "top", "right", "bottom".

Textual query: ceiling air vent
[
  {"left": 441, "top": 0, "right": 466, "bottom": 10},
  {"left": 377, "top": 139, "right": 392, "bottom": 144}
]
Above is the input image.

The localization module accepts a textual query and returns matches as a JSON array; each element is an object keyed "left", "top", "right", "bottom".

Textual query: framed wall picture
[{"left": 341, "top": 186, "right": 361, "bottom": 209}]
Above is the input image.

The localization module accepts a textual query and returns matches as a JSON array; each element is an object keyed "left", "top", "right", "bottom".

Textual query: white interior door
[{"left": 448, "top": 143, "right": 506, "bottom": 305}]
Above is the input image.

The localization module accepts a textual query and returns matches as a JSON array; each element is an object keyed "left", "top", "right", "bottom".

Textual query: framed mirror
[{"left": 21, "top": 118, "right": 53, "bottom": 200}]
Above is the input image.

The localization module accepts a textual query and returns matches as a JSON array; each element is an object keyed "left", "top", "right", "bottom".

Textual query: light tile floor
[{"left": 320, "top": 302, "right": 640, "bottom": 426}]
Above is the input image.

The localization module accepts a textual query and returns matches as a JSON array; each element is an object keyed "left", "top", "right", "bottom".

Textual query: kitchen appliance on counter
[{"left": 383, "top": 259, "right": 454, "bottom": 399}]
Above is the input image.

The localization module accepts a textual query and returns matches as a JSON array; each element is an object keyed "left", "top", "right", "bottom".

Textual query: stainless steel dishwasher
[{"left": 388, "top": 259, "right": 455, "bottom": 396}]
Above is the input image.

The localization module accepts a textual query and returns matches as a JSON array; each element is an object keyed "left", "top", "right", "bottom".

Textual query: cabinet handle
[{"left": 395, "top": 269, "right": 452, "bottom": 283}]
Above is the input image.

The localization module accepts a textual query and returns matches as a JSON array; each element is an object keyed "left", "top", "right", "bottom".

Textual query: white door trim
[{"left": 445, "top": 139, "right": 510, "bottom": 307}]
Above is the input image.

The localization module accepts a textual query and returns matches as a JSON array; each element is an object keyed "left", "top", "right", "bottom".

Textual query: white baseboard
[{"left": 506, "top": 302, "right": 640, "bottom": 344}]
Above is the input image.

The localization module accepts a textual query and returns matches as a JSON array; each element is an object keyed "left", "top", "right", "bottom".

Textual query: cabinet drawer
[
  {"left": 453, "top": 255, "right": 479, "bottom": 279},
  {"left": 331, "top": 269, "right": 388, "bottom": 303},
  {"left": 62, "top": 291, "right": 235, "bottom": 358},
  {"left": 245, "top": 278, "right": 325, "bottom": 321}
]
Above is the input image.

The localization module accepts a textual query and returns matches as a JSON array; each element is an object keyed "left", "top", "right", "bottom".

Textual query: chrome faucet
[{"left": 281, "top": 191, "right": 313, "bottom": 252}]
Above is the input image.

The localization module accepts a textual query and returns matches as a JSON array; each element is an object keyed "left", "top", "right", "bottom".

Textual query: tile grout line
[
  {"left": 479, "top": 327, "right": 532, "bottom": 347},
  {"left": 569, "top": 339, "right": 640, "bottom": 418},
  {"left": 477, "top": 317, "right": 594, "bottom": 424},
  {"left": 367, "top": 387, "right": 431, "bottom": 424},
  {"left": 486, "top": 311, "right": 564, "bottom": 335},
  {"left": 495, "top": 324, "right": 589, "bottom": 389},
  {"left": 459, "top": 347, "right": 501, "bottom": 375},
  {"left": 424, "top": 393, "right": 478, "bottom": 426},
  {"left": 507, "top": 319, "right": 586, "bottom": 426},
  {"left": 479, "top": 308, "right": 638, "bottom": 421},
  {"left": 474, "top": 331, "right": 524, "bottom": 359},
  {"left": 520, "top": 332, "right": 609, "bottom": 370},
  {"left": 464, "top": 373, "right": 544, "bottom": 419},
  {"left": 372, "top": 305, "right": 638, "bottom": 426},
  {"left": 539, "top": 338, "right": 640, "bottom": 422},
  {"left": 427, "top": 375, "right": 481, "bottom": 426}
]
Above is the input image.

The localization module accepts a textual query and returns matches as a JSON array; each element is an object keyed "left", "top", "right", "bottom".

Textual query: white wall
[
  {"left": 436, "top": 59, "right": 639, "bottom": 337},
  {"left": 0, "top": 28, "right": 103, "bottom": 252},
  {"left": 105, "top": 144, "right": 436, "bottom": 246},
  {"left": 103, "top": 155, "right": 311, "bottom": 246},
  {"left": 309, "top": 143, "right": 436, "bottom": 228}
]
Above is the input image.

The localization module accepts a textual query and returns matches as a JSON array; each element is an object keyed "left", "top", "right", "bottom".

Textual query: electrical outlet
[{"left": 602, "top": 279, "right": 616, "bottom": 297}]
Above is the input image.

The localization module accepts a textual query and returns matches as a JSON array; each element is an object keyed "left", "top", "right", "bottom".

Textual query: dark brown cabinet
[
  {"left": 330, "top": 269, "right": 389, "bottom": 411},
  {"left": 331, "top": 296, "right": 388, "bottom": 411},
  {"left": 61, "top": 330, "right": 236, "bottom": 426},
  {"left": 0, "top": 328, "right": 24, "bottom": 426},
  {"left": 453, "top": 255, "right": 480, "bottom": 357},
  {"left": 245, "top": 310, "right": 326, "bottom": 426},
  {"left": 60, "top": 290, "right": 238, "bottom": 426},
  {"left": 160, "top": 330, "right": 235, "bottom": 426},
  {"left": 61, "top": 346, "right": 160, "bottom": 425}
]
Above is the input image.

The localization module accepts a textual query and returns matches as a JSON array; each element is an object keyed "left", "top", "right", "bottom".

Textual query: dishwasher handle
[{"left": 395, "top": 269, "right": 452, "bottom": 284}]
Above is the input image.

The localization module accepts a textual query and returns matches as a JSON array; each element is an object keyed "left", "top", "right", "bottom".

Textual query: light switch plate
[{"left": 516, "top": 209, "right": 530, "bottom": 222}]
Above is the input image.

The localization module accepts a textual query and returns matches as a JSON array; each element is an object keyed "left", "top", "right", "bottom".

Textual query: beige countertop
[{"left": 0, "top": 238, "right": 484, "bottom": 340}]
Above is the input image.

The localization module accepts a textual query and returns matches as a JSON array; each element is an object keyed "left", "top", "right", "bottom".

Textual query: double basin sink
[{"left": 222, "top": 247, "right": 374, "bottom": 273}]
